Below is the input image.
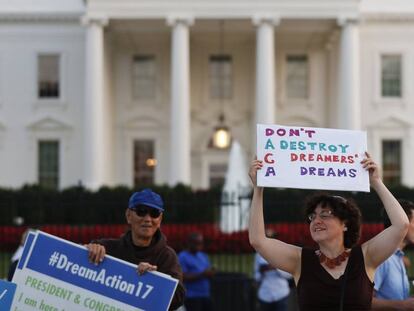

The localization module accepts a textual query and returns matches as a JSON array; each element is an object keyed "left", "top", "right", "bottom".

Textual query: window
[
  {"left": 209, "top": 163, "right": 227, "bottom": 188},
  {"left": 286, "top": 55, "right": 308, "bottom": 99},
  {"left": 38, "top": 140, "right": 59, "bottom": 189},
  {"left": 38, "top": 54, "right": 60, "bottom": 98},
  {"left": 134, "top": 140, "right": 155, "bottom": 186},
  {"left": 209, "top": 55, "right": 232, "bottom": 99},
  {"left": 382, "top": 140, "right": 401, "bottom": 186},
  {"left": 132, "top": 55, "right": 156, "bottom": 100},
  {"left": 381, "top": 55, "right": 402, "bottom": 98}
]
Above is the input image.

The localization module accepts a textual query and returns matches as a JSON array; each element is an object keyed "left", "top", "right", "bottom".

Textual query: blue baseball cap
[{"left": 128, "top": 189, "right": 164, "bottom": 212}]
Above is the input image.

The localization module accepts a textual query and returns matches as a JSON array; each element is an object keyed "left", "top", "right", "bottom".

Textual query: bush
[
  {"left": 0, "top": 184, "right": 413, "bottom": 225},
  {"left": 0, "top": 222, "right": 384, "bottom": 253},
  {"left": 0, "top": 184, "right": 220, "bottom": 225}
]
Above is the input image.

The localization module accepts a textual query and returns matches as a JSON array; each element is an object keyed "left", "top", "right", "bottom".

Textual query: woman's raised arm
[
  {"left": 362, "top": 153, "right": 409, "bottom": 273},
  {"left": 248, "top": 159, "right": 301, "bottom": 280}
]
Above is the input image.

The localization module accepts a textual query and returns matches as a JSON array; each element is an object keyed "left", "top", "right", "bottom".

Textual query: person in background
[
  {"left": 254, "top": 229, "right": 292, "bottom": 311},
  {"left": 178, "top": 232, "right": 215, "bottom": 311},
  {"left": 372, "top": 199, "right": 414, "bottom": 310},
  {"left": 248, "top": 153, "right": 409, "bottom": 310},
  {"left": 86, "top": 188, "right": 185, "bottom": 310}
]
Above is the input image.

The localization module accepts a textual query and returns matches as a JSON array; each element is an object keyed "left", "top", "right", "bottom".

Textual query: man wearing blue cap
[{"left": 87, "top": 188, "right": 185, "bottom": 310}]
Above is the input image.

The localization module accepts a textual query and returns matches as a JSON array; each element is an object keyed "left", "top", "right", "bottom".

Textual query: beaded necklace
[{"left": 316, "top": 249, "right": 349, "bottom": 269}]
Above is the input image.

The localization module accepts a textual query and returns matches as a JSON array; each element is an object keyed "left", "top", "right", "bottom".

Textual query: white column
[
  {"left": 337, "top": 18, "right": 360, "bottom": 130},
  {"left": 253, "top": 16, "right": 279, "bottom": 125},
  {"left": 167, "top": 17, "right": 193, "bottom": 186},
  {"left": 82, "top": 16, "right": 108, "bottom": 189}
]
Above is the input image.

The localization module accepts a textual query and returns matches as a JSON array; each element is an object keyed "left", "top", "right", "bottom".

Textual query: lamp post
[
  {"left": 212, "top": 114, "right": 231, "bottom": 149},
  {"left": 210, "top": 20, "right": 232, "bottom": 149}
]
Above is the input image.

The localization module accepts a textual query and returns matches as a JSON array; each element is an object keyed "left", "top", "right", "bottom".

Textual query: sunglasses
[{"left": 133, "top": 206, "right": 162, "bottom": 218}]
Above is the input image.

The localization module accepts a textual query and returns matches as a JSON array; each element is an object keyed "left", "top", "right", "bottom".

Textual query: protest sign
[
  {"left": 8, "top": 230, "right": 37, "bottom": 300},
  {"left": 257, "top": 124, "right": 369, "bottom": 192},
  {"left": 0, "top": 279, "right": 16, "bottom": 310},
  {"left": 11, "top": 230, "right": 178, "bottom": 311}
]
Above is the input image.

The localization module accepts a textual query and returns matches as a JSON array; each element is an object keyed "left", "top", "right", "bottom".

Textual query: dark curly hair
[{"left": 305, "top": 193, "right": 362, "bottom": 248}]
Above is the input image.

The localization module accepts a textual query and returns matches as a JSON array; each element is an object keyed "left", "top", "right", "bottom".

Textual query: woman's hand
[
  {"left": 361, "top": 152, "right": 381, "bottom": 186},
  {"left": 249, "top": 159, "right": 263, "bottom": 186}
]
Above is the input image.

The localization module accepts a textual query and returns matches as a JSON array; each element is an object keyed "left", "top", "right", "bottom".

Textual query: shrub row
[
  {"left": 0, "top": 223, "right": 383, "bottom": 253},
  {"left": 1, "top": 184, "right": 413, "bottom": 225}
]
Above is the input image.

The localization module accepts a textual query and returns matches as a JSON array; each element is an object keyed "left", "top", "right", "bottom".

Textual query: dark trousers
[
  {"left": 184, "top": 297, "right": 213, "bottom": 311},
  {"left": 258, "top": 296, "right": 289, "bottom": 311}
]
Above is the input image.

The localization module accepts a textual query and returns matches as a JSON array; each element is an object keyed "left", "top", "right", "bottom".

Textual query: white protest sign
[
  {"left": 257, "top": 124, "right": 369, "bottom": 192},
  {"left": 12, "top": 230, "right": 178, "bottom": 311}
]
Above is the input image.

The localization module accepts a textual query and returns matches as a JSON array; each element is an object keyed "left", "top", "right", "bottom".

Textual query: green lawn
[
  {"left": 0, "top": 252, "right": 11, "bottom": 279},
  {"left": 210, "top": 253, "right": 255, "bottom": 277}
]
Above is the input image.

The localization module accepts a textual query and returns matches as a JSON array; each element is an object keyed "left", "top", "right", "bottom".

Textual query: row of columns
[{"left": 82, "top": 16, "right": 360, "bottom": 189}]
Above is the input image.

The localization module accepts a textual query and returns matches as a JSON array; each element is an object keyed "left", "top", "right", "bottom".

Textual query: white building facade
[{"left": 0, "top": 0, "right": 413, "bottom": 190}]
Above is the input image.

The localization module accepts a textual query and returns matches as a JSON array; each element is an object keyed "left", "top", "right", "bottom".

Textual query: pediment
[{"left": 27, "top": 117, "right": 72, "bottom": 131}]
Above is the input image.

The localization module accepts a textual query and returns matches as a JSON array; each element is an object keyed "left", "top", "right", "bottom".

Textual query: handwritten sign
[
  {"left": 257, "top": 124, "right": 369, "bottom": 192},
  {"left": 11, "top": 230, "right": 178, "bottom": 311}
]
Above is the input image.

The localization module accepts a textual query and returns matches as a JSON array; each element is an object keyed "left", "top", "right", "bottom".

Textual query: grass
[
  {"left": 210, "top": 253, "right": 255, "bottom": 278},
  {"left": 0, "top": 252, "right": 11, "bottom": 279}
]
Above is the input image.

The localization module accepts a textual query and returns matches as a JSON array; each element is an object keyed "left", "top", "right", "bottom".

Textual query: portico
[{"left": 82, "top": 0, "right": 361, "bottom": 189}]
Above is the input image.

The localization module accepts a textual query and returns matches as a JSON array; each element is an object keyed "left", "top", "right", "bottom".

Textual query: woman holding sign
[{"left": 248, "top": 153, "right": 409, "bottom": 311}]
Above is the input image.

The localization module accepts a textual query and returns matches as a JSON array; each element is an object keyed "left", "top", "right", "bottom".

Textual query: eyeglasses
[
  {"left": 307, "top": 209, "right": 334, "bottom": 222},
  {"left": 133, "top": 206, "right": 162, "bottom": 218}
]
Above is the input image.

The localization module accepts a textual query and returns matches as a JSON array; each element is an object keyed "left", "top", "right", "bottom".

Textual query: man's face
[
  {"left": 405, "top": 210, "right": 414, "bottom": 244},
  {"left": 126, "top": 206, "right": 163, "bottom": 243}
]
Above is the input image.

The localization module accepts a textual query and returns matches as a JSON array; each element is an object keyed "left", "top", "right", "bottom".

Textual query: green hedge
[
  {"left": 0, "top": 184, "right": 220, "bottom": 225},
  {"left": 0, "top": 184, "right": 413, "bottom": 225}
]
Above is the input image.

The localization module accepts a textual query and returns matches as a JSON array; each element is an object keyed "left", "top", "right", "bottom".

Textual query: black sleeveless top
[{"left": 297, "top": 246, "right": 373, "bottom": 311}]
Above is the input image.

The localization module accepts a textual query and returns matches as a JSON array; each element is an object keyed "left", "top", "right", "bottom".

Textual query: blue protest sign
[
  {"left": 0, "top": 279, "right": 17, "bottom": 310},
  {"left": 12, "top": 231, "right": 178, "bottom": 311},
  {"left": 17, "top": 230, "right": 36, "bottom": 270}
]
